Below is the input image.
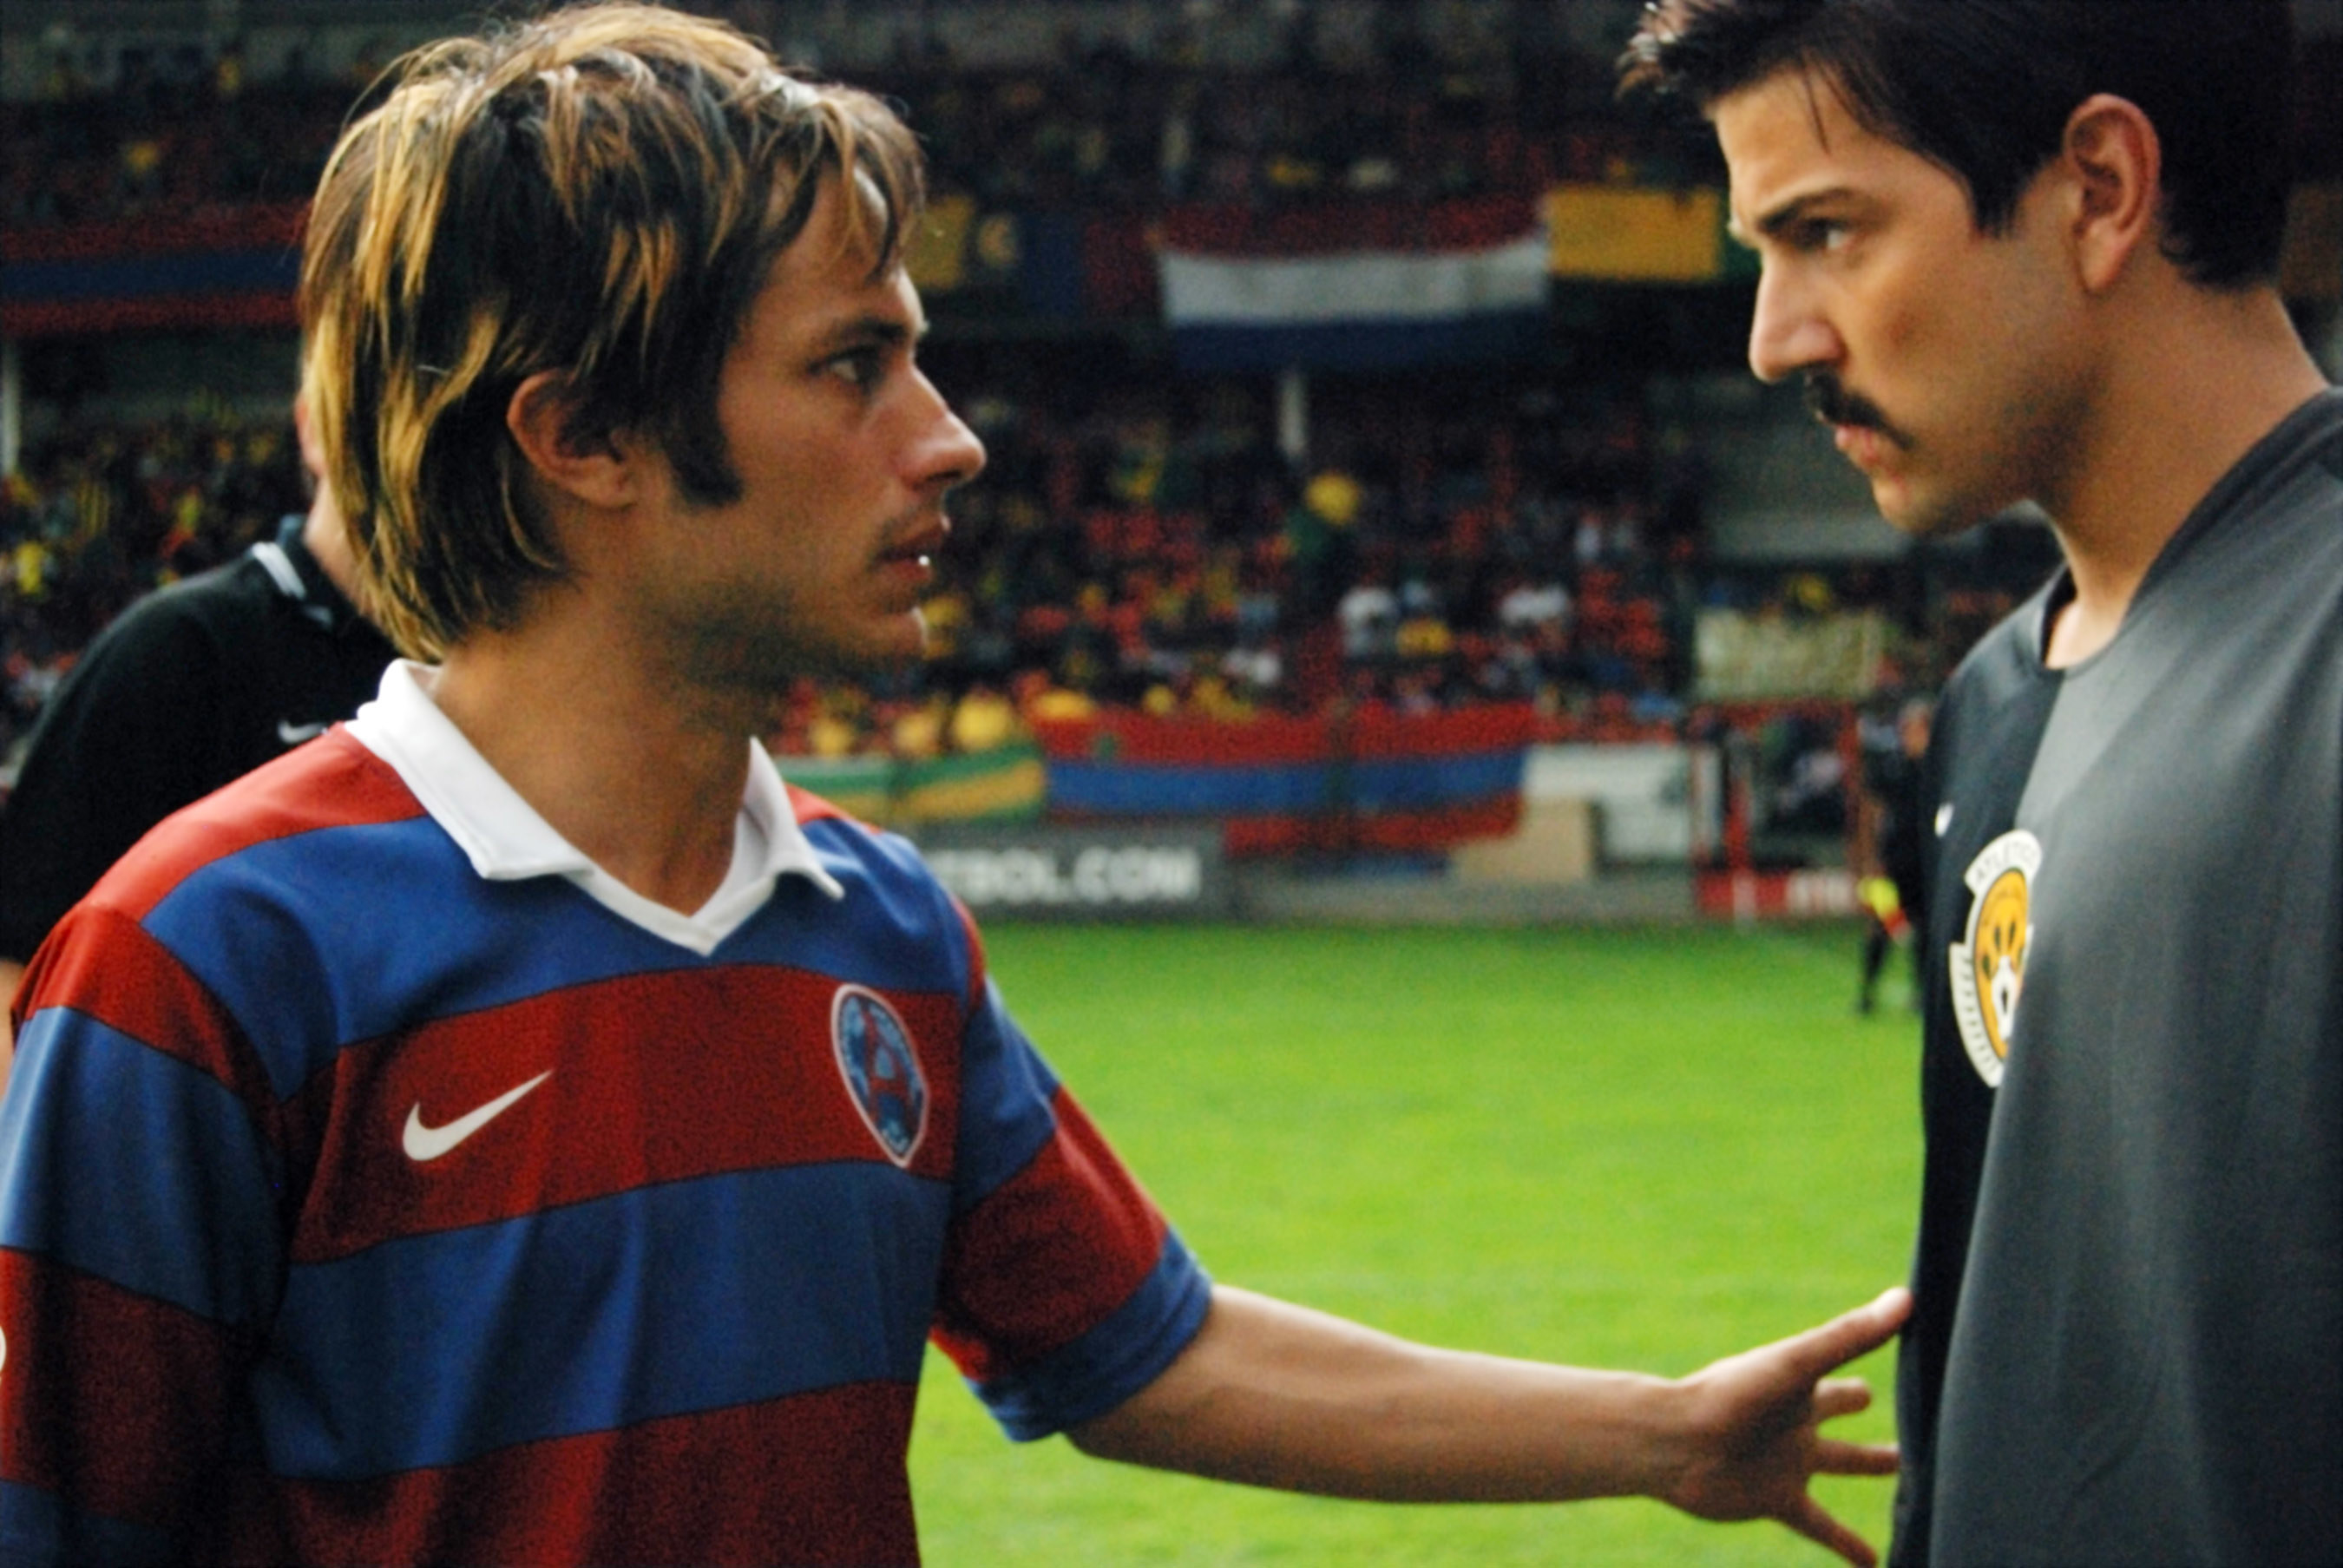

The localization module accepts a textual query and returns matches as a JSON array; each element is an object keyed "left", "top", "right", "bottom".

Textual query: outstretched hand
[{"left": 1659, "top": 1286, "right": 1911, "bottom": 1567}]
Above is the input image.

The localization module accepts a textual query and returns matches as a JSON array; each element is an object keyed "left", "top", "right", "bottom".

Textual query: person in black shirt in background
[
  {"left": 0, "top": 389, "right": 397, "bottom": 1072},
  {"left": 1854, "top": 695, "right": 1930, "bottom": 1015}
]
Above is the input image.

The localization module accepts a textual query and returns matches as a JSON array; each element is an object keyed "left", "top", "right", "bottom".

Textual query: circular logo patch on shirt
[
  {"left": 831, "top": 986, "right": 930, "bottom": 1167},
  {"left": 1947, "top": 830, "right": 2041, "bottom": 1088}
]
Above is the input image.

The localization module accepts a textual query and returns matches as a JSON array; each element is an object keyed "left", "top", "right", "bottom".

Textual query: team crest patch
[
  {"left": 831, "top": 986, "right": 929, "bottom": 1166},
  {"left": 1946, "top": 830, "right": 2041, "bottom": 1088}
]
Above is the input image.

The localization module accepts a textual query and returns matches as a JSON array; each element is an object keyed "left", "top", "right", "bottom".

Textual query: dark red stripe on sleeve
[
  {"left": 222, "top": 1381, "right": 919, "bottom": 1568},
  {"left": 290, "top": 967, "right": 962, "bottom": 1263},
  {"left": 13, "top": 907, "right": 276, "bottom": 1112},
  {"left": 953, "top": 897, "right": 991, "bottom": 1014},
  {"left": 0, "top": 1248, "right": 251, "bottom": 1537},
  {"left": 89, "top": 732, "right": 423, "bottom": 922},
  {"left": 931, "top": 1089, "right": 1171, "bottom": 1381}
]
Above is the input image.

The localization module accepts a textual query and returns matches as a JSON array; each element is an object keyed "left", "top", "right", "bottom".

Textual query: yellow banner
[
  {"left": 776, "top": 743, "right": 1047, "bottom": 829},
  {"left": 904, "top": 194, "right": 978, "bottom": 292},
  {"left": 1543, "top": 186, "right": 1723, "bottom": 283},
  {"left": 899, "top": 751, "right": 1047, "bottom": 825}
]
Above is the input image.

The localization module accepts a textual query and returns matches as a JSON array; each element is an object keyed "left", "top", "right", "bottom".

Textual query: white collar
[{"left": 346, "top": 660, "right": 843, "bottom": 954}]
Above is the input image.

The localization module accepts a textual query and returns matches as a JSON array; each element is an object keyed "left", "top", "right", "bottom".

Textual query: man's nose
[
  {"left": 908, "top": 371, "right": 987, "bottom": 493},
  {"left": 1747, "top": 268, "right": 1841, "bottom": 384}
]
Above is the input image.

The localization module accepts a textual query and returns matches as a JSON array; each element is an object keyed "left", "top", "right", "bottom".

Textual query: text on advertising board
[{"left": 928, "top": 845, "right": 1204, "bottom": 909}]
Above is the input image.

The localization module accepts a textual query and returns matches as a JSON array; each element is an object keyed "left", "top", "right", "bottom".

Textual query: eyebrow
[
  {"left": 1729, "top": 187, "right": 1857, "bottom": 247},
  {"left": 810, "top": 313, "right": 927, "bottom": 356}
]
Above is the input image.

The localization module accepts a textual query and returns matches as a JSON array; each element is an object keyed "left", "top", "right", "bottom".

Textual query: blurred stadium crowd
[
  {"left": 3, "top": 0, "right": 2331, "bottom": 785},
  {"left": 1, "top": 4, "right": 1664, "bottom": 230},
  {"left": 0, "top": 368, "right": 1731, "bottom": 764}
]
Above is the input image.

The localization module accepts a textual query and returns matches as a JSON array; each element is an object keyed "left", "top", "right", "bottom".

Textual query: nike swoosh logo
[
  {"left": 403, "top": 1071, "right": 554, "bottom": 1162},
  {"left": 278, "top": 718, "right": 330, "bottom": 745}
]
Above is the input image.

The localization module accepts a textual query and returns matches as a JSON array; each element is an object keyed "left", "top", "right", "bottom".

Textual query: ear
[
  {"left": 505, "top": 371, "right": 645, "bottom": 511},
  {"left": 291, "top": 390, "right": 327, "bottom": 483},
  {"left": 2058, "top": 94, "right": 2162, "bottom": 293}
]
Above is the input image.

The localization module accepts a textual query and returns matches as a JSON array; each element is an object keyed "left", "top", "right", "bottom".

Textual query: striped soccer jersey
[{"left": 0, "top": 719, "right": 1210, "bottom": 1566}]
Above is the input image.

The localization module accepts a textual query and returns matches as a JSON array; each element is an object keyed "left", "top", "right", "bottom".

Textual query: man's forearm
[
  {"left": 1071, "top": 1281, "right": 1908, "bottom": 1567},
  {"left": 1069, "top": 1285, "right": 1693, "bottom": 1502}
]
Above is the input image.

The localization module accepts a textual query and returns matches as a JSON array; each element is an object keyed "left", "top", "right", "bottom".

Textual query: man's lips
[
  {"left": 876, "top": 520, "right": 950, "bottom": 587},
  {"left": 1834, "top": 423, "right": 1888, "bottom": 468}
]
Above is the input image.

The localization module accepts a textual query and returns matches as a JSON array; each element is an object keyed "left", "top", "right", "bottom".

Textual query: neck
[
  {"left": 2039, "top": 284, "right": 2327, "bottom": 666},
  {"left": 299, "top": 502, "right": 365, "bottom": 606},
  {"left": 431, "top": 600, "right": 759, "bottom": 915}
]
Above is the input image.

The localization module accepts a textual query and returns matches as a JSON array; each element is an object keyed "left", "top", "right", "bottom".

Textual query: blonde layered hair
[{"left": 299, "top": 3, "right": 925, "bottom": 658}]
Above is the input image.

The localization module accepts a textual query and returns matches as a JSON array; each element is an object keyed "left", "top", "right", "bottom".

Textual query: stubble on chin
[
  {"left": 1872, "top": 470, "right": 1998, "bottom": 543},
  {"left": 688, "top": 602, "right": 932, "bottom": 702}
]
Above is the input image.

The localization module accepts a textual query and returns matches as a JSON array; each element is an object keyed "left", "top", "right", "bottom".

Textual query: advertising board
[{"left": 914, "top": 823, "right": 1234, "bottom": 921}]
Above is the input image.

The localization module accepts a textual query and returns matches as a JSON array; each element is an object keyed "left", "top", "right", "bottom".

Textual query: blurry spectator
[
  {"left": 0, "top": 395, "right": 396, "bottom": 1068},
  {"left": 1854, "top": 695, "right": 1933, "bottom": 1015},
  {"left": 804, "top": 699, "right": 865, "bottom": 759},
  {"left": 1283, "top": 469, "right": 1362, "bottom": 617},
  {"left": 1015, "top": 667, "right": 1097, "bottom": 725},
  {"left": 948, "top": 683, "right": 1021, "bottom": 751},
  {"left": 1499, "top": 575, "right": 1572, "bottom": 640},
  {"left": 1337, "top": 572, "right": 1398, "bottom": 662},
  {"left": 1222, "top": 633, "right": 1283, "bottom": 708},
  {"left": 889, "top": 692, "right": 951, "bottom": 760}
]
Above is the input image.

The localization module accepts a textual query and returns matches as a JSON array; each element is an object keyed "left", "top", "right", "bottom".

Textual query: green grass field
[{"left": 906, "top": 920, "right": 1925, "bottom": 1566}]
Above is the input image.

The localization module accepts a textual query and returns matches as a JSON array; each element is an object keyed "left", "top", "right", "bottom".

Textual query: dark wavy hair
[{"left": 1620, "top": 0, "right": 2297, "bottom": 290}]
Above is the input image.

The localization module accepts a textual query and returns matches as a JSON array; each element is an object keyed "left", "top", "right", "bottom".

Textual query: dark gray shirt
[{"left": 1897, "top": 389, "right": 2342, "bottom": 1567}]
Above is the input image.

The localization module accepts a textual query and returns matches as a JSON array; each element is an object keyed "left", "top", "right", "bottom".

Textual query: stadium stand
[{"left": 3, "top": 0, "right": 2335, "bottom": 879}]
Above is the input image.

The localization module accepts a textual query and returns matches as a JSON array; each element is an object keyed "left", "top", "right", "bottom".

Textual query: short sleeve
[
  {"left": 929, "top": 968, "right": 1211, "bottom": 1440},
  {"left": 0, "top": 903, "right": 287, "bottom": 1562}
]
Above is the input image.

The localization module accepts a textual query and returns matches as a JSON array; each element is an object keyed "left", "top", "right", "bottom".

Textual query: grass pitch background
[{"left": 909, "top": 922, "right": 1922, "bottom": 1565}]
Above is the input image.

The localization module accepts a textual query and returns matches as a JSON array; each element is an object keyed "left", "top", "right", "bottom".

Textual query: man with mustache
[
  {"left": 0, "top": 7, "right": 1915, "bottom": 1565},
  {"left": 1624, "top": 3, "right": 2340, "bottom": 1564}
]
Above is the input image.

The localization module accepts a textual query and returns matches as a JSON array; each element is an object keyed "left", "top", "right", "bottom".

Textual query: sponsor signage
[
  {"left": 1542, "top": 185, "right": 1725, "bottom": 282},
  {"left": 1695, "top": 867, "right": 1863, "bottom": 921},
  {"left": 915, "top": 824, "right": 1233, "bottom": 920},
  {"left": 1522, "top": 742, "right": 1694, "bottom": 863}
]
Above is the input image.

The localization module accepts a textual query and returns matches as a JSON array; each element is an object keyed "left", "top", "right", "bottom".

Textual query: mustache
[{"left": 1803, "top": 373, "right": 1910, "bottom": 448}]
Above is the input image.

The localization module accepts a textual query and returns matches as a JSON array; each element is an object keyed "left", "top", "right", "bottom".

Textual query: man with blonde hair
[{"left": 2, "top": 8, "right": 1907, "bottom": 1564}]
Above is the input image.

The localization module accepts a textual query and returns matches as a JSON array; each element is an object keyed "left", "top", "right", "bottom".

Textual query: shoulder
[
  {"left": 18, "top": 732, "right": 434, "bottom": 1096},
  {"left": 47, "top": 557, "right": 270, "bottom": 687},
  {"left": 782, "top": 783, "right": 984, "bottom": 1003},
  {"left": 108, "top": 554, "right": 277, "bottom": 642},
  {"left": 2253, "top": 392, "right": 2343, "bottom": 553},
  {"left": 785, "top": 782, "right": 923, "bottom": 885},
  {"left": 28, "top": 561, "right": 284, "bottom": 732},
  {"left": 2290, "top": 385, "right": 2343, "bottom": 482},
  {"left": 83, "top": 730, "right": 428, "bottom": 926},
  {"left": 2177, "top": 387, "right": 2343, "bottom": 581}
]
